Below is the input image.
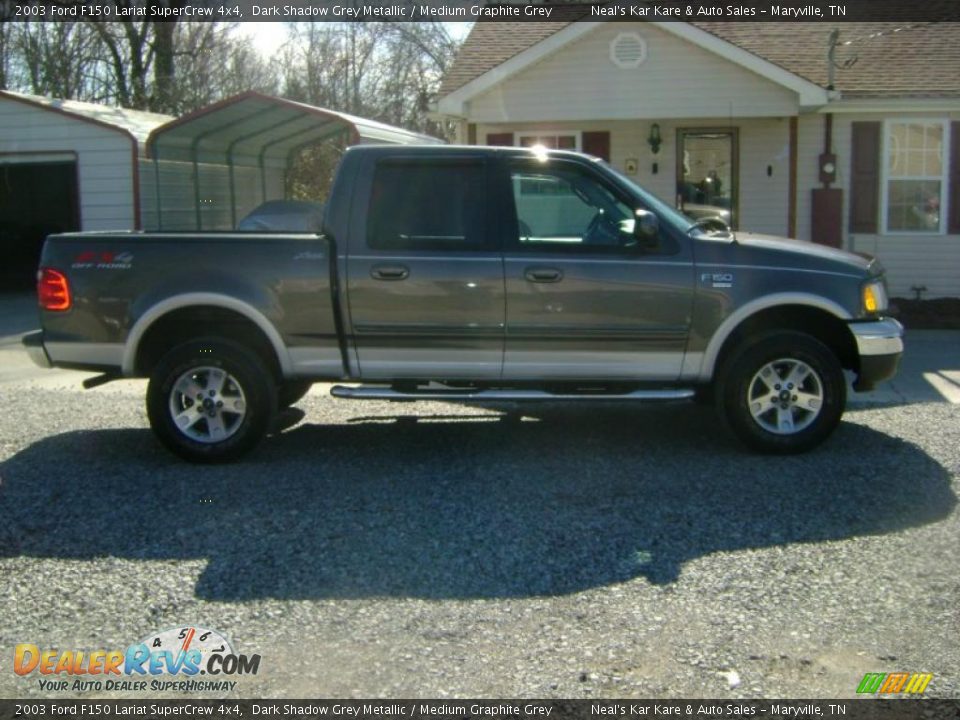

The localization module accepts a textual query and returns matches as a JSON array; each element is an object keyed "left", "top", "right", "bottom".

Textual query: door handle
[
  {"left": 371, "top": 264, "right": 409, "bottom": 281},
  {"left": 524, "top": 267, "right": 563, "bottom": 283}
]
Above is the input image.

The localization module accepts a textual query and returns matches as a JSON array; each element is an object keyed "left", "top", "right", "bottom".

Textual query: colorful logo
[
  {"left": 14, "top": 626, "right": 260, "bottom": 693},
  {"left": 856, "top": 672, "right": 933, "bottom": 695},
  {"left": 71, "top": 250, "right": 133, "bottom": 270}
]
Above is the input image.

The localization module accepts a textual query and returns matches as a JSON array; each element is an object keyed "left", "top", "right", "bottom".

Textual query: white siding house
[{"left": 438, "top": 21, "right": 960, "bottom": 299}]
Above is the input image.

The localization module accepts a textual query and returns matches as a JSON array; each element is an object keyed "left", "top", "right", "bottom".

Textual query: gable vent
[{"left": 610, "top": 32, "right": 647, "bottom": 69}]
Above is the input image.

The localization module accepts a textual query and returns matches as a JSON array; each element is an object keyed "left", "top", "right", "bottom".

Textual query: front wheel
[
  {"left": 716, "top": 331, "right": 846, "bottom": 454},
  {"left": 146, "top": 338, "right": 277, "bottom": 463}
]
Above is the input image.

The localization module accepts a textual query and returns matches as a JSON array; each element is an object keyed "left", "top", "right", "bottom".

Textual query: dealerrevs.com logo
[{"left": 14, "top": 626, "right": 260, "bottom": 693}]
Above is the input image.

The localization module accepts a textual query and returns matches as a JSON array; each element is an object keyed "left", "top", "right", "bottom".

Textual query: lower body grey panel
[{"left": 45, "top": 341, "right": 124, "bottom": 369}]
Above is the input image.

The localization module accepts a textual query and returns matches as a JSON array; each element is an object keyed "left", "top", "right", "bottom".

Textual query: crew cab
[{"left": 23, "top": 145, "right": 904, "bottom": 462}]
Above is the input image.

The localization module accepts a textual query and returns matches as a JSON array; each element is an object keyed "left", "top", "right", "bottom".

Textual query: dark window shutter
[
  {"left": 949, "top": 122, "right": 960, "bottom": 234},
  {"left": 849, "top": 122, "right": 881, "bottom": 233},
  {"left": 486, "top": 132, "right": 513, "bottom": 147},
  {"left": 582, "top": 131, "right": 611, "bottom": 162}
]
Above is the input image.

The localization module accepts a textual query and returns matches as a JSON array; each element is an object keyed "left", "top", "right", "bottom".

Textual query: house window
[
  {"left": 883, "top": 120, "right": 948, "bottom": 233},
  {"left": 517, "top": 132, "right": 580, "bottom": 151}
]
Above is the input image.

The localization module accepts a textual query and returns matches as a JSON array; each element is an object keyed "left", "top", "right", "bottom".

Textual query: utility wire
[{"left": 839, "top": 22, "right": 936, "bottom": 46}]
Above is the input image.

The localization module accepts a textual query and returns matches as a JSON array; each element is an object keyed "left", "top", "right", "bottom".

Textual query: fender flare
[
  {"left": 121, "top": 292, "right": 292, "bottom": 377},
  {"left": 692, "top": 293, "right": 853, "bottom": 382}
]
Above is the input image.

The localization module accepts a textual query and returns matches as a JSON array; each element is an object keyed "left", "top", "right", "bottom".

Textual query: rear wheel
[
  {"left": 717, "top": 331, "right": 845, "bottom": 454},
  {"left": 146, "top": 338, "right": 276, "bottom": 463}
]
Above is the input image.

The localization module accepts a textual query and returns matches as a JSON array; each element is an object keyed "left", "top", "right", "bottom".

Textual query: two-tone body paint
[
  {"left": 36, "top": 232, "right": 339, "bottom": 376},
  {"left": 33, "top": 145, "right": 889, "bottom": 389},
  {"left": 337, "top": 150, "right": 505, "bottom": 379},
  {"left": 332, "top": 146, "right": 699, "bottom": 382},
  {"left": 682, "top": 232, "right": 879, "bottom": 381}
]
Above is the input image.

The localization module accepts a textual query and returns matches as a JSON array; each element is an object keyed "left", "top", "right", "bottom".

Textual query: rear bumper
[
  {"left": 22, "top": 330, "right": 52, "bottom": 369},
  {"left": 849, "top": 318, "right": 904, "bottom": 391}
]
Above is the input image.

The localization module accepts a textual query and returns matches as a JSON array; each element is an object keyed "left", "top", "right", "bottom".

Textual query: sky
[{"left": 239, "top": 21, "right": 474, "bottom": 57}]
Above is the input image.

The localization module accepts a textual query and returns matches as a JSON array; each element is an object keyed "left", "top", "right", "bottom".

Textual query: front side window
[
  {"left": 884, "top": 121, "right": 947, "bottom": 233},
  {"left": 509, "top": 160, "right": 638, "bottom": 252},
  {"left": 367, "top": 160, "right": 487, "bottom": 251}
]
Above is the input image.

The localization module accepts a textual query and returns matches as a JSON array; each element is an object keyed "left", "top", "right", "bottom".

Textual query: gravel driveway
[{"left": 1, "top": 295, "right": 958, "bottom": 699}]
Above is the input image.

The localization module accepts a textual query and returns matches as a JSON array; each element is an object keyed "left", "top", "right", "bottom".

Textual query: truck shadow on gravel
[{"left": 0, "top": 403, "right": 955, "bottom": 599}]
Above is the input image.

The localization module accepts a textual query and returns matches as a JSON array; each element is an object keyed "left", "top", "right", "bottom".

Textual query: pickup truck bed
[{"left": 29, "top": 233, "right": 339, "bottom": 378}]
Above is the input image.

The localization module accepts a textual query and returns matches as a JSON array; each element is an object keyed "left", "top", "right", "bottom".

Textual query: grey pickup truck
[{"left": 24, "top": 145, "right": 903, "bottom": 462}]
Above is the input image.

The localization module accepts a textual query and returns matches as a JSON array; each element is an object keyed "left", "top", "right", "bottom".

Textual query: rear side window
[{"left": 367, "top": 160, "right": 488, "bottom": 251}]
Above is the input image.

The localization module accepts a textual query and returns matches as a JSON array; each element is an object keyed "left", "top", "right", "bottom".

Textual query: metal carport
[{"left": 143, "top": 91, "right": 442, "bottom": 231}]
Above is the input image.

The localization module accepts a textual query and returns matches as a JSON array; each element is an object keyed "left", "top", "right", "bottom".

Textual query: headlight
[{"left": 863, "top": 280, "right": 888, "bottom": 315}]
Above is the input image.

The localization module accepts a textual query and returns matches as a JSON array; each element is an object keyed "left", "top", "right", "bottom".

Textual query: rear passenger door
[{"left": 346, "top": 155, "right": 505, "bottom": 379}]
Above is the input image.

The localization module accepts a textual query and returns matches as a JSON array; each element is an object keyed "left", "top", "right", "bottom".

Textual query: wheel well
[
  {"left": 134, "top": 306, "right": 282, "bottom": 379},
  {"left": 713, "top": 305, "right": 858, "bottom": 378}
]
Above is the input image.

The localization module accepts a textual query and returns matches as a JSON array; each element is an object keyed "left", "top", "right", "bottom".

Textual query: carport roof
[{"left": 146, "top": 91, "right": 442, "bottom": 165}]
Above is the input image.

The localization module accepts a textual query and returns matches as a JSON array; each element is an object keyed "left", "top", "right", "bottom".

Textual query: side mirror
[
  {"left": 694, "top": 215, "right": 731, "bottom": 233},
  {"left": 633, "top": 208, "right": 659, "bottom": 247}
]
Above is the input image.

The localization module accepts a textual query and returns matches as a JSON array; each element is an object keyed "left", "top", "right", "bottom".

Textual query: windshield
[{"left": 601, "top": 162, "right": 698, "bottom": 234}]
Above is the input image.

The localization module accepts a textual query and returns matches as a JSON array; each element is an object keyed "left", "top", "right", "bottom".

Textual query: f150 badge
[{"left": 701, "top": 272, "right": 733, "bottom": 288}]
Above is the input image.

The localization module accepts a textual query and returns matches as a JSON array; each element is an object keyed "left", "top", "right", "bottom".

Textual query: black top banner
[
  {"left": 2, "top": 0, "right": 959, "bottom": 22},
  {"left": 1, "top": 700, "right": 960, "bottom": 720}
]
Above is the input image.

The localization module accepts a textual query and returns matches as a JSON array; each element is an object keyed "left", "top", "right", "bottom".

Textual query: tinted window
[
  {"left": 509, "top": 161, "right": 637, "bottom": 253},
  {"left": 367, "top": 160, "right": 487, "bottom": 251}
]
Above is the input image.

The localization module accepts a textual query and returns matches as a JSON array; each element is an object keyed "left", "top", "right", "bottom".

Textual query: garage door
[{"left": 0, "top": 155, "right": 80, "bottom": 290}]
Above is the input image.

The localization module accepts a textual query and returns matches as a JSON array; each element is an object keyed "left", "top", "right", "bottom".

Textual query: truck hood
[{"left": 730, "top": 232, "right": 880, "bottom": 277}]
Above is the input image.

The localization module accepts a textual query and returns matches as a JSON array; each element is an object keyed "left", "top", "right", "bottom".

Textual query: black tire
[
  {"left": 146, "top": 338, "right": 277, "bottom": 463},
  {"left": 716, "top": 331, "right": 846, "bottom": 454},
  {"left": 692, "top": 385, "right": 715, "bottom": 406},
  {"left": 277, "top": 380, "right": 313, "bottom": 408}
]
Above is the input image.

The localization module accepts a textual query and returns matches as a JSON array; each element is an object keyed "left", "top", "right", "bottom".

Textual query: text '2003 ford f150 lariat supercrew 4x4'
[{"left": 23, "top": 145, "right": 904, "bottom": 462}]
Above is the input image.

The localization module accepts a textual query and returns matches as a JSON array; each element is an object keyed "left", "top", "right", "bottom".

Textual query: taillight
[{"left": 38, "top": 268, "right": 71, "bottom": 311}]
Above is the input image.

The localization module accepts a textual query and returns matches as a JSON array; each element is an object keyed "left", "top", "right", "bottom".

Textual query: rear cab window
[{"left": 367, "top": 159, "right": 491, "bottom": 252}]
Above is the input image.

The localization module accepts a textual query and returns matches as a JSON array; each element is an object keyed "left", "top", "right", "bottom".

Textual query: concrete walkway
[
  {"left": 1, "top": 292, "right": 958, "bottom": 404},
  {"left": 850, "top": 329, "right": 960, "bottom": 405}
]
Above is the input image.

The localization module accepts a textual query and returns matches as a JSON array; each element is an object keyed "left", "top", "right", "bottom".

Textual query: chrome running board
[{"left": 330, "top": 386, "right": 695, "bottom": 402}]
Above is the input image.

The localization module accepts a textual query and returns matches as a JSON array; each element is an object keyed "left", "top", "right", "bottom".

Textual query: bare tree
[
  {"left": 3, "top": 23, "right": 104, "bottom": 99},
  {"left": 173, "top": 23, "right": 279, "bottom": 111},
  {"left": 3, "top": 15, "right": 461, "bottom": 127},
  {"left": 0, "top": 8, "right": 12, "bottom": 90},
  {"left": 278, "top": 20, "right": 462, "bottom": 201},
  {"left": 87, "top": 15, "right": 178, "bottom": 112},
  {"left": 280, "top": 21, "right": 459, "bottom": 136}
]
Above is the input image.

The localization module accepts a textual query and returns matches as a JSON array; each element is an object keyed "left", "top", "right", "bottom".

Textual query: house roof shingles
[
  {"left": 439, "top": 20, "right": 960, "bottom": 101},
  {"left": 439, "top": 22, "right": 565, "bottom": 97}
]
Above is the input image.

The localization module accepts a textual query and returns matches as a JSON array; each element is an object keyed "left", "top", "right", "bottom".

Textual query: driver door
[{"left": 501, "top": 157, "right": 694, "bottom": 381}]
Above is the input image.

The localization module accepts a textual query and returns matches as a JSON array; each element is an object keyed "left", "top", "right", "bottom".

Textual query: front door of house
[{"left": 676, "top": 128, "right": 738, "bottom": 229}]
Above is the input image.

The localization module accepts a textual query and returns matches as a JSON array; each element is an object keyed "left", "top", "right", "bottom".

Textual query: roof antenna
[{"left": 827, "top": 29, "right": 858, "bottom": 91}]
